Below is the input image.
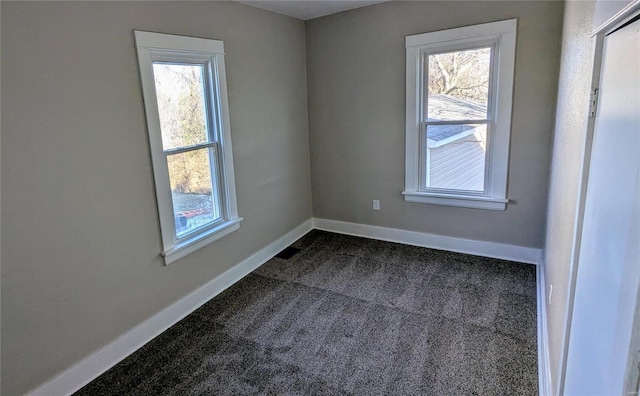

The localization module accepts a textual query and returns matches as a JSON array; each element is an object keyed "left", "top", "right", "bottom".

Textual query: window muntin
[
  {"left": 152, "top": 60, "right": 225, "bottom": 240},
  {"left": 135, "top": 31, "right": 241, "bottom": 264},
  {"left": 404, "top": 20, "right": 516, "bottom": 211},
  {"left": 421, "top": 44, "right": 496, "bottom": 193}
]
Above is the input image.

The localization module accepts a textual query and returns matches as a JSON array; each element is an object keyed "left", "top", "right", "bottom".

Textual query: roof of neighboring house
[
  {"left": 429, "top": 133, "right": 486, "bottom": 191},
  {"left": 427, "top": 124, "right": 477, "bottom": 143},
  {"left": 427, "top": 94, "right": 487, "bottom": 143}
]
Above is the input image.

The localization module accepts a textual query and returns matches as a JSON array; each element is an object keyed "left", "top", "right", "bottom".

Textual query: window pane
[
  {"left": 153, "top": 63, "right": 210, "bottom": 150},
  {"left": 426, "top": 124, "right": 487, "bottom": 192},
  {"left": 167, "top": 148, "right": 221, "bottom": 238},
  {"left": 426, "top": 48, "right": 491, "bottom": 121}
]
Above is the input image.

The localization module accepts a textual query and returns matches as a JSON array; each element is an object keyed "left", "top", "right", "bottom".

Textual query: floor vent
[{"left": 275, "top": 246, "right": 301, "bottom": 260}]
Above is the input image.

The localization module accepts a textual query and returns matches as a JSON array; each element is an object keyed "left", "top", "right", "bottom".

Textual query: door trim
[
  {"left": 556, "top": 30, "right": 604, "bottom": 396},
  {"left": 592, "top": 0, "right": 640, "bottom": 36},
  {"left": 561, "top": 9, "right": 640, "bottom": 395}
]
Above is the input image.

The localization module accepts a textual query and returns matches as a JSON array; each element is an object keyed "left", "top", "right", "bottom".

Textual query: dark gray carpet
[{"left": 76, "top": 230, "right": 538, "bottom": 395}]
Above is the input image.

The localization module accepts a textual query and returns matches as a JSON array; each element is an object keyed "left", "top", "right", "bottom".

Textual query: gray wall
[
  {"left": 543, "top": 2, "right": 597, "bottom": 392},
  {"left": 306, "top": 1, "right": 563, "bottom": 248},
  {"left": 1, "top": 2, "right": 311, "bottom": 394}
]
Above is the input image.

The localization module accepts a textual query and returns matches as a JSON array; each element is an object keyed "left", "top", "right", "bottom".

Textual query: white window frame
[
  {"left": 403, "top": 19, "right": 517, "bottom": 211},
  {"left": 135, "top": 31, "right": 242, "bottom": 265}
]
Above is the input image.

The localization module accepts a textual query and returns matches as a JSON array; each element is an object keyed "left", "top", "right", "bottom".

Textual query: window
[
  {"left": 135, "top": 31, "right": 241, "bottom": 264},
  {"left": 403, "top": 20, "right": 517, "bottom": 210}
]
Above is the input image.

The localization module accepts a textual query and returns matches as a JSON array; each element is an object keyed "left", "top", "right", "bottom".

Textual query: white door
[{"left": 564, "top": 15, "right": 640, "bottom": 396}]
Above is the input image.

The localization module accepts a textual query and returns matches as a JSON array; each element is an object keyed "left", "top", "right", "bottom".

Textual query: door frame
[{"left": 557, "top": 1, "right": 640, "bottom": 395}]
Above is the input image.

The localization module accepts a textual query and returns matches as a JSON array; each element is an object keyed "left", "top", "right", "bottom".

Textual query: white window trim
[
  {"left": 404, "top": 19, "right": 517, "bottom": 211},
  {"left": 135, "top": 31, "right": 242, "bottom": 265}
]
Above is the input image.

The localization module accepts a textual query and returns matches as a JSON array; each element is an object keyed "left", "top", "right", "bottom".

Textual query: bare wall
[
  {"left": 1, "top": 2, "right": 311, "bottom": 394},
  {"left": 543, "top": 2, "right": 597, "bottom": 391},
  {"left": 305, "top": 1, "right": 563, "bottom": 248}
]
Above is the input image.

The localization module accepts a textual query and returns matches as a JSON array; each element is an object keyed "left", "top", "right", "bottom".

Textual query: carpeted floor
[{"left": 76, "top": 230, "right": 538, "bottom": 395}]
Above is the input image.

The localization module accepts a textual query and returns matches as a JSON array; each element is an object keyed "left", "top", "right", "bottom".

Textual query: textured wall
[
  {"left": 305, "top": 1, "right": 563, "bottom": 249},
  {"left": 1, "top": 2, "right": 311, "bottom": 394},
  {"left": 543, "top": 1, "right": 597, "bottom": 393}
]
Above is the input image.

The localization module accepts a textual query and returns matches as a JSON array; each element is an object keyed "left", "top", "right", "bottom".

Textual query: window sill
[
  {"left": 402, "top": 191, "right": 508, "bottom": 211},
  {"left": 161, "top": 217, "right": 243, "bottom": 265}
]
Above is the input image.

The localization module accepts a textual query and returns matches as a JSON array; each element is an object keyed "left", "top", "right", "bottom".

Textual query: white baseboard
[
  {"left": 313, "top": 218, "right": 541, "bottom": 264},
  {"left": 28, "top": 219, "right": 314, "bottom": 396},
  {"left": 537, "top": 255, "right": 553, "bottom": 395},
  {"left": 29, "top": 217, "right": 542, "bottom": 395}
]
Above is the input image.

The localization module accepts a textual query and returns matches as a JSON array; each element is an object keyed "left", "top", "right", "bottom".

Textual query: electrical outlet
[
  {"left": 373, "top": 200, "right": 380, "bottom": 210},
  {"left": 548, "top": 284, "right": 553, "bottom": 305}
]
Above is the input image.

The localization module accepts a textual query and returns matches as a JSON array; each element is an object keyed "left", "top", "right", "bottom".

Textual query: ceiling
[{"left": 235, "top": 0, "right": 389, "bottom": 20}]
